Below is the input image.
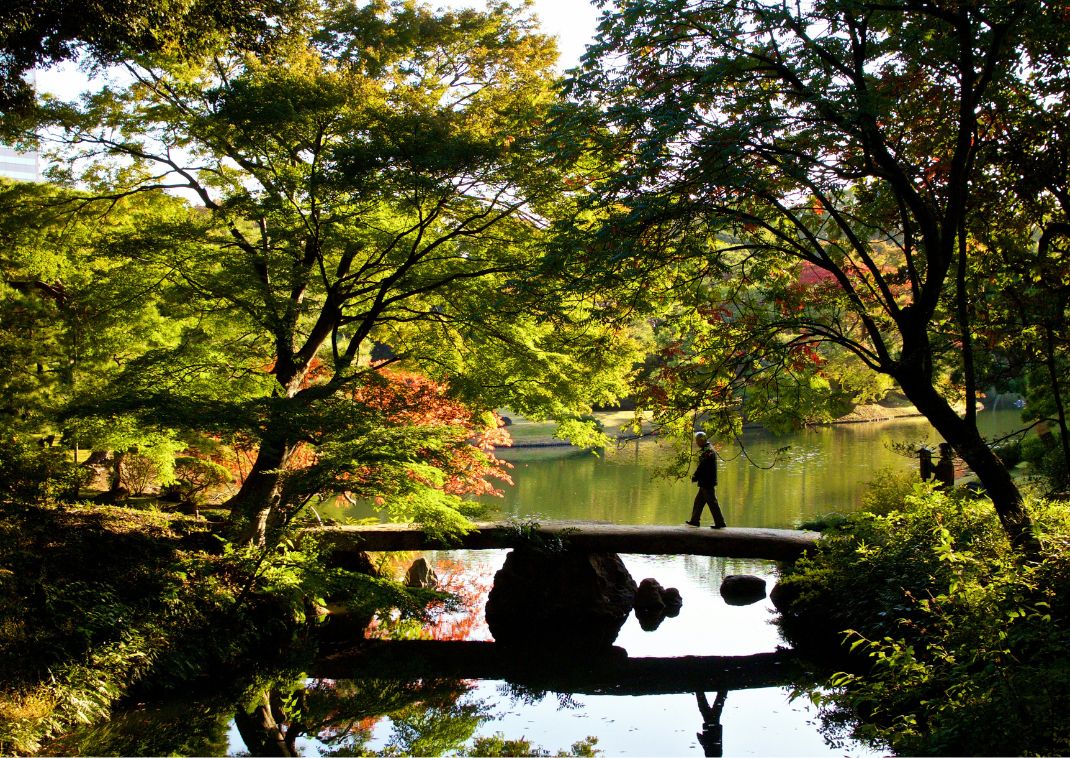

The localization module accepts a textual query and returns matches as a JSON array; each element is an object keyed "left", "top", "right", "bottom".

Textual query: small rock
[
  {"left": 662, "top": 586, "right": 683, "bottom": 616},
  {"left": 405, "top": 557, "right": 438, "bottom": 588},
  {"left": 720, "top": 574, "right": 767, "bottom": 606},
  {"left": 633, "top": 577, "right": 684, "bottom": 631}
]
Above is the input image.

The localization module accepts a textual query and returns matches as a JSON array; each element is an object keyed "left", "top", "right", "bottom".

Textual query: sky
[{"left": 36, "top": 0, "right": 602, "bottom": 99}]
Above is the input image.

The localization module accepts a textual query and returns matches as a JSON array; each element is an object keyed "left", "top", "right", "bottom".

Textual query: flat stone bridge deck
[{"left": 309, "top": 521, "right": 819, "bottom": 562}]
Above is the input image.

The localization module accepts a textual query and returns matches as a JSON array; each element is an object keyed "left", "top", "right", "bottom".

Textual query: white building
[
  {"left": 0, "top": 145, "right": 40, "bottom": 182},
  {"left": 1, "top": 71, "right": 41, "bottom": 182}
]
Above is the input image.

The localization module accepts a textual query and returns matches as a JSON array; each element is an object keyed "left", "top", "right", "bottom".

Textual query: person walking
[{"left": 686, "top": 431, "right": 727, "bottom": 529}]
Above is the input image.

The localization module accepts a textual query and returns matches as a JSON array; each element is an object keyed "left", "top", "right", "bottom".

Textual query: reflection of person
[
  {"left": 934, "top": 442, "right": 955, "bottom": 490},
  {"left": 695, "top": 690, "right": 727, "bottom": 757},
  {"left": 686, "top": 431, "right": 726, "bottom": 529}
]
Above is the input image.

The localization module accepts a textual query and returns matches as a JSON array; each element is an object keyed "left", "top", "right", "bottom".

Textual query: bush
[
  {"left": 777, "top": 492, "right": 1070, "bottom": 756},
  {"left": 169, "top": 456, "right": 233, "bottom": 505},
  {"left": 0, "top": 438, "right": 88, "bottom": 502},
  {"left": 117, "top": 443, "right": 182, "bottom": 496},
  {"left": 1021, "top": 434, "right": 1069, "bottom": 494},
  {"left": 858, "top": 466, "right": 920, "bottom": 515}
]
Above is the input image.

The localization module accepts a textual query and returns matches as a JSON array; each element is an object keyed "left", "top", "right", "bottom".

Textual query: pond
[
  {"left": 229, "top": 410, "right": 1020, "bottom": 757},
  {"left": 61, "top": 412, "right": 1026, "bottom": 756}
]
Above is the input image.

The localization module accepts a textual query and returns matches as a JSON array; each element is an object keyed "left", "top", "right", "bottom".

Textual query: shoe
[
  {"left": 711, "top": 524, "right": 726, "bottom": 529},
  {"left": 684, "top": 521, "right": 700, "bottom": 527}
]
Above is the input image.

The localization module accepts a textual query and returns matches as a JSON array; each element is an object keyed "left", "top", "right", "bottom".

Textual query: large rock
[
  {"left": 719, "top": 574, "right": 767, "bottom": 606},
  {"left": 485, "top": 548, "right": 637, "bottom": 649}
]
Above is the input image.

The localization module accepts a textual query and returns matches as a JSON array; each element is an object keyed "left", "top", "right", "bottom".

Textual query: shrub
[
  {"left": 0, "top": 438, "right": 88, "bottom": 502},
  {"left": 169, "top": 456, "right": 233, "bottom": 505},
  {"left": 1021, "top": 434, "right": 1069, "bottom": 494},
  {"left": 858, "top": 466, "right": 921, "bottom": 515},
  {"left": 119, "top": 453, "right": 160, "bottom": 496},
  {"left": 778, "top": 492, "right": 1070, "bottom": 756},
  {"left": 117, "top": 443, "right": 182, "bottom": 496}
]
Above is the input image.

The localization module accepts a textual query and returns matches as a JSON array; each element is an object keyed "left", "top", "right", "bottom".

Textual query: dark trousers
[{"left": 690, "top": 485, "right": 726, "bottom": 527}]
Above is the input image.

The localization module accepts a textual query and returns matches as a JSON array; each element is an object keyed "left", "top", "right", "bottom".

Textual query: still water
[{"left": 229, "top": 412, "right": 1024, "bottom": 757}]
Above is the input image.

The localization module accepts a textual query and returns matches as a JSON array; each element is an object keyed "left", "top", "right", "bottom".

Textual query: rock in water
[
  {"left": 635, "top": 577, "right": 667, "bottom": 612},
  {"left": 720, "top": 574, "right": 767, "bottom": 606},
  {"left": 485, "top": 548, "right": 637, "bottom": 649},
  {"left": 405, "top": 557, "right": 438, "bottom": 588}
]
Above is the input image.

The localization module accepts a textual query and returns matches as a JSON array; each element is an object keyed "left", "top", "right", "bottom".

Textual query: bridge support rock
[{"left": 485, "top": 548, "right": 637, "bottom": 649}]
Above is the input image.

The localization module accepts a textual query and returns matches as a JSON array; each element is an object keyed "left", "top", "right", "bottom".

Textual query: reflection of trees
[
  {"left": 46, "top": 697, "right": 232, "bottom": 757},
  {"left": 383, "top": 696, "right": 490, "bottom": 757},
  {"left": 234, "top": 678, "right": 487, "bottom": 757}
]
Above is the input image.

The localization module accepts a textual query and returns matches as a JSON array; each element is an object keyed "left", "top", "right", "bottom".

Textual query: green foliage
[
  {"left": 34, "top": 2, "right": 636, "bottom": 543},
  {"left": 467, "top": 733, "right": 601, "bottom": 757},
  {"left": 117, "top": 440, "right": 184, "bottom": 496},
  {"left": 796, "top": 512, "right": 850, "bottom": 532},
  {"left": 0, "top": 500, "right": 455, "bottom": 754},
  {"left": 167, "top": 456, "right": 233, "bottom": 505},
  {"left": 779, "top": 493, "right": 1070, "bottom": 755},
  {"left": 859, "top": 467, "right": 925, "bottom": 517},
  {"left": 1021, "top": 433, "right": 1069, "bottom": 495},
  {"left": 0, "top": 0, "right": 304, "bottom": 115},
  {"left": 0, "top": 437, "right": 88, "bottom": 502}
]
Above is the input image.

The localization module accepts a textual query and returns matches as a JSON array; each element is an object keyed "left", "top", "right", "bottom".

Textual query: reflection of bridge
[
  {"left": 309, "top": 521, "right": 818, "bottom": 562},
  {"left": 311, "top": 639, "right": 804, "bottom": 694}
]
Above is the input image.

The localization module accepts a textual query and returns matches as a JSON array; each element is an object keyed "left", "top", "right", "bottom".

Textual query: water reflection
[
  {"left": 228, "top": 678, "right": 489, "bottom": 756},
  {"left": 219, "top": 657, "right": 807, "bottom": 757},
  {"left": 696, "top": 691, "right": 727, "bottom": 757}
]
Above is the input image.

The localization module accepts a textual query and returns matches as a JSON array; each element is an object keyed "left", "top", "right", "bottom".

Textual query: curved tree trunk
[{"left": 899, "top": 373, "right": 1039, "bottom": 555}]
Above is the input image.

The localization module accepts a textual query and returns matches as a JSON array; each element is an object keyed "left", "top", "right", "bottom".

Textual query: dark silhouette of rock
[
  {"left": 486, "top": 548, "right": 637, "bottom": 649},
  {"left": 769, "top": 580, "right": 799, "bottom": 613},
  {"left": 323, "top": 548, "right": 379, "bottom": 577},
  {"left": 719, "top": 574, "right": 767, "bottom": 606},
  {"left": 633, "top": 577, "right": 684, "bottom": 631},
  {"left": 662, "top": 586, "right": 683, "bottom": 616},
  {"left": 635, "top": 577, "right": 667, "bottom": 612}
]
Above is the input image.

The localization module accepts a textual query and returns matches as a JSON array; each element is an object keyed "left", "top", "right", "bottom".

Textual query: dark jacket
[{"left": 692, "top": 445, "right": 718, "bottom": 487}]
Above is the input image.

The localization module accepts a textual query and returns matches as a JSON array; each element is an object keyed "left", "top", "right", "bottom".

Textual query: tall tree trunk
[
  {"left": 226, "top": 435, "right": 293, "bottom": 546},
  {"left": 899, "top": 374, "right": 1039, "bottom": 555},
  {"left": 226, "top": 362, "right": 312, "bottom": 544},
  {"left": 1042, "top": 325, "right": 1070, "bottom": 481}
]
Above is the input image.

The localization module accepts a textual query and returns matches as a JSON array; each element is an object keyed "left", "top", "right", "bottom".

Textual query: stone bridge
[{"left": 308, "top": 520, "right": 819, "bottom": 562}]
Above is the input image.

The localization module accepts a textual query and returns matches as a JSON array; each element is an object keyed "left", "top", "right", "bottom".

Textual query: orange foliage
[
  {"left": 352, "top": 369, "right": 514, "bottom": 497},
  {"left": 422, "top": 558, "right": 495, "bottom": 641},
  {"left": 196, "top": 366, "right": 514, "bottom": 498},
  {"left": 364, "top": 557, "right": 495, "bottom": 642}
]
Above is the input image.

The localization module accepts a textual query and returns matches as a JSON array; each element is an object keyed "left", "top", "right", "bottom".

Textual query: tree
[
  {"left": 0, "top": 0, "right": 303, "bottom": 115},
  {"left": 0, "top": 180, "right": 188, "bottom": 442},
  {"left": 562, "top": 0, "right": 1070, "bottom": 549},
  {"left": 968, "top": 45, "right": 1070, "bottom": 492},
  {"left": 49, "top": 1, "right": 635, "bottom": 543}
]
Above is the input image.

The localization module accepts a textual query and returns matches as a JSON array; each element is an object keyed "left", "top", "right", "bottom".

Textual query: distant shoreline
[{"left": 506, "top": 403, "right": 934, "bottom": 449}]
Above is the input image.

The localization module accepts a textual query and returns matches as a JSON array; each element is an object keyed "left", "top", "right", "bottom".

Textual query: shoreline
[{"left": 506, "top": 403, "right": 932, "bottom": 449}]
